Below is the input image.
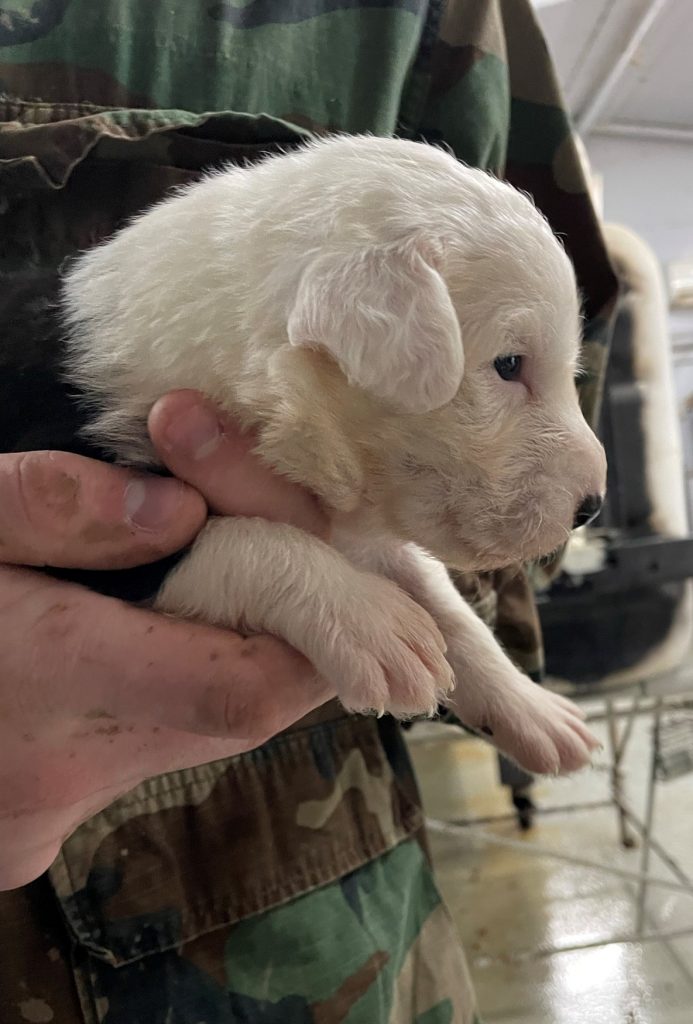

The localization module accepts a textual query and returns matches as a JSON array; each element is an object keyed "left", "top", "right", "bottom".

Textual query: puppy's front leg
[
  {"left": 154, "top": 518, "right": 454, "bottom": 718},
  {"left": 342, "top": 538, "right": 599, "bottom": 774}
]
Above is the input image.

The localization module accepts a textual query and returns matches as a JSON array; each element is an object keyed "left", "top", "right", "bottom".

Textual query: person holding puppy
[{"left": 0, "top": 1, "right": 617, "bottom": 1021}]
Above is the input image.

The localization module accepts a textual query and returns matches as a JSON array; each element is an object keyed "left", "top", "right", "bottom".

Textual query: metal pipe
[
  {"left": 471, "top": 924, "right": 693, "bottom": 966},
  {"left": 424, "top": 818, "right": 693, "bottom": 897},
  {"left": 429, "top": 799, "right": 613, "bottom": 829},
  {"left": 619, "top": 802, "right": 692, "bottom": 888},
  {"left": 606, "top": 697, "right": 638, "bottom": 848},
  {"left": 636, "top": 699, "right": 663, "bottom": 932},
  {"left": 576, "top": 0, "right": 672, "bottom": 135},
  {"left": 406, "top": 693, "right": 693, "bottom": 739},
  {"left": 593, "top": 122, "right": 693, "bottom": 144}
]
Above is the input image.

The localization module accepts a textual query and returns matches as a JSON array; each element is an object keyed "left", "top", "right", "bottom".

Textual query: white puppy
[{"left": 62, "top": 136, "right": 606, "bottom": 774}]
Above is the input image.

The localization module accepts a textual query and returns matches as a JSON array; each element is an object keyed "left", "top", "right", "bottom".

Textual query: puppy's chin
[
  {"left": 414, "top": 532, "right": 517, "bottom": 573},
  {"left": 421, "top": 522, "right": 571, "bottom": 574}
]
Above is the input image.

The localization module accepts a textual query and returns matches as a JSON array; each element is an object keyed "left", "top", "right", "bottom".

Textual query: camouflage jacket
[{"left": 0, "top": 2, "right": 617, "bottom": 1022}]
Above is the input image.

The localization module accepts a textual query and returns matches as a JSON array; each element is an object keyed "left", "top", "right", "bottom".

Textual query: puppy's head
[{"left": 281, "top": 139, "right": 606, "bottom": 571}]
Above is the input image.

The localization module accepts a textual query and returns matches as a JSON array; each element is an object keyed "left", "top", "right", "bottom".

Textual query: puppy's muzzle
[{"left": 573, "top": 493, "right": 603, "bottom": 529}]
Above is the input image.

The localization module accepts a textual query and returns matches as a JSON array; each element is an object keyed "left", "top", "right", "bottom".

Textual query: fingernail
[
  {"left": 124, "top": 478, "right": 184, "bottom": 531},
  {"left": 162, "top": 405, "right": 222, "bottom": 460}
]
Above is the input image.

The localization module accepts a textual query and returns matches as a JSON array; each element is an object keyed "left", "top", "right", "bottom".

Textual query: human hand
[{"left": 0, "top": 390, "right": 333, "bottom": 890}]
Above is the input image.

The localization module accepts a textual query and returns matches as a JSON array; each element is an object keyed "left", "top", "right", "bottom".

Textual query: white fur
[
  {"left": 288, "top": 242, "right": 464, "bottom": 413},
  {"left": 62, "top": 136, "right": 607, "bottom": 773}
]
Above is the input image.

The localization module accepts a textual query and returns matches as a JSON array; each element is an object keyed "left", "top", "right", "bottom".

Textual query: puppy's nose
[{"left": 573, "top": 494, "right": 603, "bottom": 529}]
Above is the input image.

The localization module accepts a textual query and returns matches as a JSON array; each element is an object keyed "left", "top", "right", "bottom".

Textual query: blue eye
[{"left": 494, "top": 355, "right": 522, "bottom": 381}]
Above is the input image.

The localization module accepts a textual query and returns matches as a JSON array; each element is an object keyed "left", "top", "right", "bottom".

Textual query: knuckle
[
  {"left": 246, "top": 694, "right": 287, "bottom": 746},
  {"left": 192, "top": 682, "right": 275, "bottom": 745},
  {"left": 232, "top": 692, "right": 278, "bottom": 749},
  {"left": 14, "top": 451, "right": 81, "bottom": 536},
  {"left": 234, "top": 681, "right": 287, "bottom": 746}
]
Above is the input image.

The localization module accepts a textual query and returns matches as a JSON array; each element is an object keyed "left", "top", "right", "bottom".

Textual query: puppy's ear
[{"left": 287, "top": 242, "right": 463, "bottom": 413}]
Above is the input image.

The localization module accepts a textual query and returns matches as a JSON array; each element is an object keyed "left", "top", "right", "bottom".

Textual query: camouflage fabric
[
  {"left": 2, "top": 716, "right": 475, "bottom": 1023},
  {"left": 0, "top": 1, "right": 616, "bottom": 1021}
]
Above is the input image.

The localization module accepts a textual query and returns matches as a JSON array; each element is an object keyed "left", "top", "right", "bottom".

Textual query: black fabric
[{"left": 0, "top": 267, "right": 186, "bottom": 601}]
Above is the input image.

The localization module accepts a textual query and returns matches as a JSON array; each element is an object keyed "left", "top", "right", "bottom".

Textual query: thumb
[{"left": 0, "top": 450, "right": 207, "bottom": 569}]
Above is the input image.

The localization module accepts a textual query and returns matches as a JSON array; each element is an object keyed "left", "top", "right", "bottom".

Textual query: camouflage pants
[
  {"left": 1, "top": 842, "right": 479, "bottom": 1024},
  {"left": 0, "top": 715, "right": 480, "bottom": 1024}
]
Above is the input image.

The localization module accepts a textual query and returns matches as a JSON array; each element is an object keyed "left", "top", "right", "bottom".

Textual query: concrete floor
[{"left": 407, "top": 708, "right": 693, "bottom": 1024}]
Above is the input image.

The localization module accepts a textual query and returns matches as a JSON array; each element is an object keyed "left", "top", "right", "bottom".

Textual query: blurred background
[
  {"left": 541, "top": 0, "right": 693, "bottom": 513},
  {"left": 407, "top": 2, "right": 693, "bottom": 1021}
]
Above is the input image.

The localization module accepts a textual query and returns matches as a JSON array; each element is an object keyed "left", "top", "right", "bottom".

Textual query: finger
[
  {"left": 14, "top": 568, "right": 334, "bottom": 739},
  {"left": 148, "top": 390, "right": 328, "bottom": 538},
  {"left": 0, "top": 450, "right": 207, "bottom": 569}
]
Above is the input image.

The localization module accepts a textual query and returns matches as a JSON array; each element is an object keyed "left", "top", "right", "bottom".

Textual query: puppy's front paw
[
  {"left": 451, "top": 669, "right": 599, "bottom": 775},
  {"left": 311, "top": 577, "right": 455, "bottom": 719}
]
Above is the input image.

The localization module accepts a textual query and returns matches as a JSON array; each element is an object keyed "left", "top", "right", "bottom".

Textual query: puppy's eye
[{"left": 494, "top": 355, "right": 522, "bottom": 381}]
